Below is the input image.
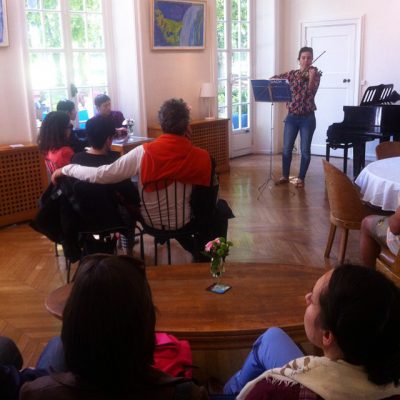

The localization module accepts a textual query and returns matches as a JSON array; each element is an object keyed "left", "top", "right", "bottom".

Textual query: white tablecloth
[{"left": 355, "top": 157, "right": 400, "bottom": 211}]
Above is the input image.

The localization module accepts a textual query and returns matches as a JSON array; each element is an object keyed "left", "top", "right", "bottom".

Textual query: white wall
[
  {"left": 252, "top": 0, "right": 277, "bottom": 153},
  {"left": 110, "top": 0, "right": 147, "bottom": 136},
  {"left": 279, "top": 0, "right": 400, "bottom": 89},
  {"left": 1, "top": 0, "right": 399, "bottom": 151},
  {"left": 137, "top": 0, "right": 216, "bottom": 126},
  {"left": 0, "top": 1, "right": 34, "bottom": 145},
  {"left": 0, "top": 0, "right": 216, "bottom": 145},
  {"left": 271, "top": 0, "right": 400, "bottom": 153}
]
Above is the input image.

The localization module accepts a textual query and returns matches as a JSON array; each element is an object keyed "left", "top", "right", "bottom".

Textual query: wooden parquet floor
[{"left": 0, "top": 154, "right": 362, "bottom": 368}]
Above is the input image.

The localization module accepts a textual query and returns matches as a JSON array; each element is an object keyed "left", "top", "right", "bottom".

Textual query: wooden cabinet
[
  {"left": 148, "top": 119, "right": 230, "bottom": 173},
  {"left": 0, "top": 144, "right": 48, "bottom": 227}
]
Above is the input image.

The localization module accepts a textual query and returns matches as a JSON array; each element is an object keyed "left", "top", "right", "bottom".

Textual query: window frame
[
  {"left": 216, "top": 0, "right": 252, "bottom": 134},
  {"left": 24, "top": 0, "right": 115, "bottom": 127}
]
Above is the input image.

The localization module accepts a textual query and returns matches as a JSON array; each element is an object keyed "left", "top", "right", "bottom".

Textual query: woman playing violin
[{"left": 272, "top": 46, "right": 321, "bottom": 188}]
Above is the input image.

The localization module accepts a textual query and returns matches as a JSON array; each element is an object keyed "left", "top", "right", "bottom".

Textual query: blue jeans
[
  {"left": 282, "top": 112, "right": 316, "bottom": 180},
  {"left": 36, "top": 336, "right": 67, "bottom": 372},
  {"left": 223, "top": 327, "right": 304, "bottom": 395}
]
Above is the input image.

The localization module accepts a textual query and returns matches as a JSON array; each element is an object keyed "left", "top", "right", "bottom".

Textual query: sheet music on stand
[
  {"left": 252, "top": 79, "right": 292, "bottom": 103},
  {"left": 251, "top": 79, "right": 292, "bottom": 198}
]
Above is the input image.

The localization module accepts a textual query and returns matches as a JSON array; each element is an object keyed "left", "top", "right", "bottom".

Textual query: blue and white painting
[
  {"left": 0, "top": 0, "right": 8, "bottom": 47},
  {"left": 153, "top": 0, "right": 205, "bottom": 49}
]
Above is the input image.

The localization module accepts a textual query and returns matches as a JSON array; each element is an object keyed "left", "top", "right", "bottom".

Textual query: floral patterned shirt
[{"left": 273, "top": 69, "right": 321, "bottom": 115}]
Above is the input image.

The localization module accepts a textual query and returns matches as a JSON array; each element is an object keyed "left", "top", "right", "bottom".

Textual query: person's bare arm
[{"left": 51, "top": 146, "right": 143, "bottom": 185}]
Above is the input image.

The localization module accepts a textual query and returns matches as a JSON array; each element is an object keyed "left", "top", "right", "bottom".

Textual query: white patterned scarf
[{"left": 237, "top": 356, "right": 400, "bottom": 400}]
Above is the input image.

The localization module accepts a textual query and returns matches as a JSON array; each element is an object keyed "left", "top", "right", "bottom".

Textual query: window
[
  {"left": 217, "top": 0, "right": 251, "bottom": 132},
  {"left": 25, "top": 0, "right": 108, "bottom": 127}
]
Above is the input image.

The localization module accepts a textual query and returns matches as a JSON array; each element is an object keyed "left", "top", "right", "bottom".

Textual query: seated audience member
[
  {"left": 360, "top": 207, "right": 400, "bottom": 268},
  {"left": 56, "top": 99, "right": 88, "bottom": 152},
  {"left": 224, "top": 264, "right": 400, "bottom": 399},
  {"left": 72, "top": 115, "right": 140, "bottom": 255},
  {"left": 94, "top": 93, "right": 125, "bottom": 129},
  {"left": 20, "top": 254, "right": 207, "bottom": 399},
  {"left": 72, "top": 114, "right": 121, "bottom": 166},
  {"left": 37, "top": 111, "right": 74, "bottom": 171},
  {"left": 0, "top": 336, "right": 47, "bottom": 400},
  {"left": 52, "top": 98, "right": 233, "bottom": 260},
  {"left": 56, "top": 100, "right": 77, "bottom": 123}
]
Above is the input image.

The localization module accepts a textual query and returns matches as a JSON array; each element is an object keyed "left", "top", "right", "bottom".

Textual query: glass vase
[
  {"left": 210, "top": 257, "right": 225, "bottom": 285},
  {"left": 208, "top": 257, "right": 230, "bottom": 294}
]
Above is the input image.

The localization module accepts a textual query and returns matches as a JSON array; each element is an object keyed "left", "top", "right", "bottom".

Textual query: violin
[{"left": 301, "top": 66, "right": 323, "bottom": 80}]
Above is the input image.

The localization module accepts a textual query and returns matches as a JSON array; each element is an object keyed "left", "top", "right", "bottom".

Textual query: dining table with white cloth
[{"left": 355, "top": 156, "right": 400, "bottom": 211}]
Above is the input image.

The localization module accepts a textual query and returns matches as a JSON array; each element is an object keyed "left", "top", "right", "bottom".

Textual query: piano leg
[
  {"left": 326, "top": 143, "right": 330, "bottom": 162},
  {"left": 361, "top": 145, "right": 366, "bottom": 169},
  {"left": 352, "top": 141, "right": 366, "bottom": 179},
  {"left": 343, "top": 146, "right": 348, "bottom": 174}
]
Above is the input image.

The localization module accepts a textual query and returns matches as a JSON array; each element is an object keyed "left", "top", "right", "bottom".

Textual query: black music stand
[{"left": 251, "top": 79, "right": 292, "bottom": 198}]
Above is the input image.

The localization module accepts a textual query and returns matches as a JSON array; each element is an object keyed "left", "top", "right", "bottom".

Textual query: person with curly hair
[{"left": 52, "top": 98, "right": 233, "bottom": 260}]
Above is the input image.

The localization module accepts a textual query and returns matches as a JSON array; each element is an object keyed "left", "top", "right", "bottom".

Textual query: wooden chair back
[
  {"left": 375, "top": 141, "right": 400, "bottom": 160},
  {"left": 322, "top": 160, "right": 368, "bottom": 228}
]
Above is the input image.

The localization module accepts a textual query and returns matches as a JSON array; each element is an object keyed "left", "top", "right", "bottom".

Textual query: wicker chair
[
  {"left": 375, "top": 141, "right": 400, "bottom": 160},
  {"left": 322, "top": 160, "right": 372, "bottom": 263}
]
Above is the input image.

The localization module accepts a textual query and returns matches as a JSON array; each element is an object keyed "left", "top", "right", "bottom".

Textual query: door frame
[
  {"left": 301, "top": 17, "right": 363, "bottom": 106},
  {"left": 298, "top": 18, "right": 363, "bottom": 157}
]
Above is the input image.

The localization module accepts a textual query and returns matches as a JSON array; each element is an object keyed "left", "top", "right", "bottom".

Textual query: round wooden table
[{"left": 46, "top": 262, "right": 322, "bottom": 350}]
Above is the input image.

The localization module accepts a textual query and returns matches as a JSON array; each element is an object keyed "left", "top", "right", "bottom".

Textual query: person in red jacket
[{"left": 52, "top": 98, "right": 233, "bottom": 260}]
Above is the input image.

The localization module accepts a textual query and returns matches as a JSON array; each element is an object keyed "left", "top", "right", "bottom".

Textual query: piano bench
[{"left": 325, "top": 141, "right": 354, "bottom": 174}]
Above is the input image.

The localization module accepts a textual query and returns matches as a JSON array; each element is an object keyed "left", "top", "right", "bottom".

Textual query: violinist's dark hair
[
  {"left": 298, "top": 46, "right": 313, "bottom": 60},
  {"left": 37, "top": 111, "right": 71, "bottom": 152},
  {"left": 61, "top": 254, "right": 156, "bottom": 392},
  {"left": 319, "top": 264, "right": 400, "bottom": 386}
]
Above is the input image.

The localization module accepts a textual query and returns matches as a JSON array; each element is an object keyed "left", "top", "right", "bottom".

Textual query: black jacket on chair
[{"left": 30, "top": 177, "right": 125, "bottom": 262}]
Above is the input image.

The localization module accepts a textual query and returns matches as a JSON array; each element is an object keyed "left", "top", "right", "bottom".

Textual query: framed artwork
[
  {"left": 0, "top": 0, "right": 8, "bottom": 47},
  {"left": 151, "top": 0, "right": 206, "bottom": 50}
]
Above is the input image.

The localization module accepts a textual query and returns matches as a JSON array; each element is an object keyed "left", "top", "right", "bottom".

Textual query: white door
[{"left": 302, "top": 20, "right": 361, "bottom": 156}]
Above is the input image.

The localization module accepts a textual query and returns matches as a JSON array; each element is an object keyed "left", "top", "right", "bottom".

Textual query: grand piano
[{"left": 326, "top": 84, "right": 400, "bottom": 178}]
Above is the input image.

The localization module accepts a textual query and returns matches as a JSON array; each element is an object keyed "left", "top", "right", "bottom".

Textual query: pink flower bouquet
[{"left": 204, "top": 237, "right": 233, "bottom": 278}]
